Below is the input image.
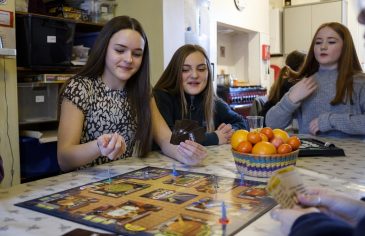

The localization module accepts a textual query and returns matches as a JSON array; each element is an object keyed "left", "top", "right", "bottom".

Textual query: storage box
[
  {"left": 16, "top": 13, "right": 75, "bottom": 66},
  {"left": 19, "top": 136, "right": 60, "bottom": 182},
  {"left": 74, "top": 31, "right": 99, "bottom": 48},
  {"left": 18, "top": 82, "right": 59, "bottom": 124}
]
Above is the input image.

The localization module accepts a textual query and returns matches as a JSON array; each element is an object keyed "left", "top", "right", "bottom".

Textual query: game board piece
[
  {"left": 107, "top": 166, "right": 112, "bottom": 184},
  {"left": 171, "top": 163, "right": 179, "bottom": 177},
  {"left": 177, "top": 214, "right": 185, "bottom": 226},
  {"left": 240, "top": 173, "right": 245, "bottom": 186},
  {"left": 143, "top": 170, "right": 149, "bottom": 179},
  {"left": 219, "top": 201, "right": 229, "bottom": 224}
]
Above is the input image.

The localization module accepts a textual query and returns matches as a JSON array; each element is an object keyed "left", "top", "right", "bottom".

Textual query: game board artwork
[{"left": 15, "top": 166, "right": 277, "bottom": 236}]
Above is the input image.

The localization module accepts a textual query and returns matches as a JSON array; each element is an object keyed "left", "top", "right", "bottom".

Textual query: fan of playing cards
[{"left": 170, "top": 119, "right": 206, "bottom": 145}]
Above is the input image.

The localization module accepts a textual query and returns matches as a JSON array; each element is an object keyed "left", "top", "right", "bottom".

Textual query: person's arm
[
  {"left": 57, "top": 99, "right": 101, "bottom": 171},
  {"left": 265, "top": 93, "right": 299, "bottom": 129},
  {"left": 266, "top": 77, "right": 317, "bottom": 129},
  {"left": 316, "top": 82, "right": 365, "bottom": 135},
  {"left": 151, "top": 98, "right": 207, "bottom": 166},
  {"left": 57, "top": 100, "right": 126, "bottom": 171},
  {"left": 290, "top": 212, "right": 354, "bottom": 236}
]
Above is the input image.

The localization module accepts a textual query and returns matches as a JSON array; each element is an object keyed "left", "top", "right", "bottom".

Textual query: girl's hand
[
  {"left": 288, "top": 76, "right": 318, "bottom": 104},
  {"left": 215, "top": 123, "right": 234, "bottom": 144},
  {"left": 309, "top": 118, "right": 320, "bottom": 135},
  {"left": 176, "top": 140, "right": 207, "bottom": 165},
  {"left": 97, "top": 133, "right": 127, "bottom": 160}
]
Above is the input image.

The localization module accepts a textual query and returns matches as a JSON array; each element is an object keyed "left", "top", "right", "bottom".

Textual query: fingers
[
  {"left": 177, "top": 140, "right": 207, "bottom": 165},
  {"left": 309, "top": 118, "right": 319, "bottom": 135},
  {"left": 98, "top": 133, "right": 127, "bottom": 160}
]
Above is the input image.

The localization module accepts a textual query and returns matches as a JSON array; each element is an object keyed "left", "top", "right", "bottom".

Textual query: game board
[{"left": 15, "top": 166, "right": 277, "bottom": 236}]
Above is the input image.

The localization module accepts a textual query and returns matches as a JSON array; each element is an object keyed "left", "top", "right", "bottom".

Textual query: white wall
[
  {"left": 213, "top": 0, "right": 270, "bottom": 86},
  {"left": 115, "top": 0, "right": 184, "bottom": 85}
]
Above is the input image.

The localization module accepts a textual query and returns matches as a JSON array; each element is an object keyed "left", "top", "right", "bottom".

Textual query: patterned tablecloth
[{"left": 0, "top": 137, "right": 364, "bottom": 236}]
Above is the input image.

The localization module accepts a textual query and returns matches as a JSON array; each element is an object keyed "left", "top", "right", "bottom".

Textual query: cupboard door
[
  {"left": 311, "top": 1, "right": 342, "bottom": 39},
  {"left": 284, "top": 5, "right": 312, "bottom": 54}
]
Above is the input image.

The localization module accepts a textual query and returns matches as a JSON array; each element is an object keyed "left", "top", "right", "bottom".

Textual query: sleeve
[
  {"left": 318, "top": 82, "right": 365, "bottom": 135},
  {"left": 290, "top": 213, "right": 353, "bottom": 236},
  {"left": 202, "top": 132, "right": 219, "bottom": 146},
  {"left": 61, "top": 78, "right": 91, "bottom": 114},
  {"left": 153, "top": 89, "right": 177, "bottom": 131},
  {"left": 265, "top": 92, "right": 300, "bottom": 129},
  {"left": 215, "top": 99, "right": 248, "bottom": 131}
]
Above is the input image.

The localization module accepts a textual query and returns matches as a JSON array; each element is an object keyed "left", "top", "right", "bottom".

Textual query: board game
[
  {"left": 299, "top": 138, "right": 345, "bottom": 157},
  {"left": 15, "top": 166, "right": 276, "bottom": 236}
]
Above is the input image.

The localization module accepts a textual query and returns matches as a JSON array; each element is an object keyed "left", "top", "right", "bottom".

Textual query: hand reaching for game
[
  {"left": 176, "top": 140, "right": 207, "bottom": 166},
  {"left": 97, "top": 133, "right": 127, "bottom": 160},
  {"left": 288, "top": 76, "right": 318, "bottom": 104},
  {"left": 215, "top": 123, "right": 234, "bottom": 144}
]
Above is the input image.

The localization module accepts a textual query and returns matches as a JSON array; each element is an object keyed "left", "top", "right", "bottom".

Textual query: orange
[
  {"left": 286, "top": 136, "right": 301, "bottom": 150},
  {"left": 236, "top": 141, "right": 253, "bottom": 154},
  {"left": 259, "top": 133, "right": 269, "bottom": 142},
  {"left": 260, "top": 127, "right": 274, "bottom": 140},
  {"left": 231, "top": 129, "right": 249, "bottom": 150},
  {"left": 247, "top": 132, "right": 262, "bottom": 144},
  {"left": 277, "top": 143, "right": 293, "bottom": 154},
  {"left": 270, "top": 137, "right": 284, "bottom": 148},
  {"left": 252, "top": 141, "right": 277, "bottom": 155},
  {"left": 272, "top": 129, "right": 289, "bottom": 142}
]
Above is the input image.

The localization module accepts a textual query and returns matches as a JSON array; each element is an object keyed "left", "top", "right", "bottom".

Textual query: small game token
[
  {"left": 107, "top": 166, "right": 112, "bottom": 184},
  {"left": 172, "top": 163, "right": 179, "bottom": 176},
  {"left": 125, "top": 223, "right": 146, "bottom": 231},
  {"left": 240, "top": 173, "right": 245, "bottom": 185},
  {"left": 219, "top": 201, "right": 229, "bottom": 224}
]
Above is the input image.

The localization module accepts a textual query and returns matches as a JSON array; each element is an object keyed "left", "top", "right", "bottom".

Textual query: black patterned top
[{"left": 61, "top": 76, "right": 137, "bottom": 168}]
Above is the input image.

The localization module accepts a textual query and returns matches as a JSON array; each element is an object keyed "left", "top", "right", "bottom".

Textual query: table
[{"left": 1, "top": 138, "right": 364, "bottom": 236}]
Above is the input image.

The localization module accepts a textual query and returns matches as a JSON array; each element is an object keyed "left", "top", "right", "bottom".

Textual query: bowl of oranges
[{"left": 231, "top": 127, "right": 301, "bottom": 178}]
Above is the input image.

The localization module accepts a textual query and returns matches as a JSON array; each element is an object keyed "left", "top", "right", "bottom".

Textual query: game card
[
  {"left": 186, "top": 197, "right": 253, "bottom": 216},
  {"left": 266, "top": 166, "right": 307, "bottom": 208},
  {"left": 195, "top": 176, "right": 239, "bottom": 194},
  {"left": 81, "top": 200, "right": 161, "bottom": 226},
  {"left": 121, "top": 167, "right": 170, "bottom": 180},
  {"left": 163, "top": 173, "right": 207, "bottom": 187},
  {"left": 141, "top": 188, "right": 197, "bottom": 204},
  {"left": 153, "top": 214, "right": 213, "bottom": 235},
  {"left": 89, "top": 181, "right": 151, "bottom": 198}
]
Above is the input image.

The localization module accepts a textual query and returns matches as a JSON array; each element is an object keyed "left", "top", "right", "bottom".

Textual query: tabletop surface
[{"left": 1, "top": 136, "right": 364, "bottom": 236}]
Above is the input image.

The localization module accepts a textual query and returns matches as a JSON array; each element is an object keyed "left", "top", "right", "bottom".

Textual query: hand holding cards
[
  {"left": 266, "top": 166, "right": 307, "bottom": 208},
  {"left": 170, "top": 119, "right": 206, "bottom": 145}
]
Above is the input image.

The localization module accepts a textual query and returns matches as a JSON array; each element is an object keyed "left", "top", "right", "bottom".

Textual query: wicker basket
[{"left": 232, "top": 149, "right": 299, "bottom": 178}]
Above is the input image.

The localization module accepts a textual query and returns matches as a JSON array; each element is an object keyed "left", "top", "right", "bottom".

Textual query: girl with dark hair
[
  {"left": 58, "top": 17, "right": 207, "bottom": 171},
  {"left": 266, "top": 22, "right": 365, "bottom": 138},
  {"left": 153, "top": 44, "right": 247, "bottom": 146}
]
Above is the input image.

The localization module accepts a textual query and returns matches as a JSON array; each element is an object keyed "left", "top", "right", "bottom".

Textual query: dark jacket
[
  {"left": 290, "top": 212, "right": 365, "bottom": 236},
  {"left": 154, "top": 89, "right": 248, "bottom": 146}
]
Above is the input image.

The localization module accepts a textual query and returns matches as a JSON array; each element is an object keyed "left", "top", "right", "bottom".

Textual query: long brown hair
[
  {"left": 153, "top": 44, "right": 216, "bottom": 132},
  {"left": 61, "top": 16, "right": 152, "bottom": 157},
  {"left": 299, "top": 22, "right": 363, "bottom": 105}
]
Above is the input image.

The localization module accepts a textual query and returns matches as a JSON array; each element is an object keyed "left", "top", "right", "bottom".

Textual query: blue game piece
[
  {"left": 172, "top": 163, "right": 179, "bottom": 176},
  {"left": 240, "top": 173, "right": 245, "bottom": 185},
  {"left": 219, "top": 201, "right": 229, "bottom": 224}
]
